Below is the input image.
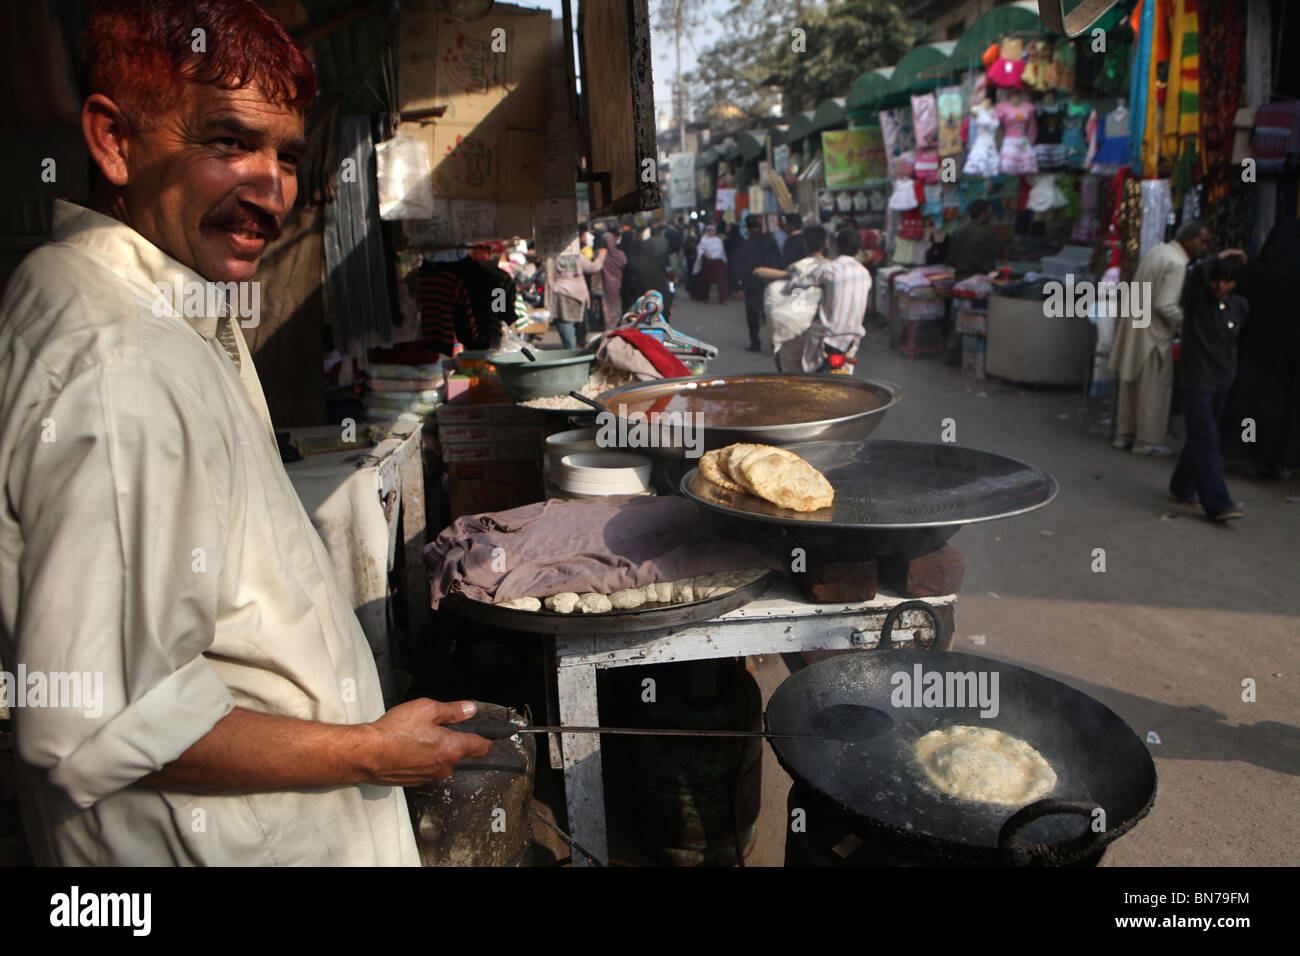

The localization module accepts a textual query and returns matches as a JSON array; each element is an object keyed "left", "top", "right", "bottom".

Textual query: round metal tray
[
  {"left": 680, "top": 439, "right": 1058, "bottom": 530},
  {"left": 439, "top": 571, "right": 774, "bottom": 634}
]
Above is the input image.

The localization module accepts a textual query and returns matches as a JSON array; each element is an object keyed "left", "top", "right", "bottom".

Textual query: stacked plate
[
  {"left": 548, "top": 452, "right": 653, "bottom": 499},
  {"left": 544, "top": 428, "right": 600, "bottom": 475}
]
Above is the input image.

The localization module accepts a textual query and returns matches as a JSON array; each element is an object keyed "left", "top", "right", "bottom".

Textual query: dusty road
[{"left": 667, "top": 289, "right": 1299, "bottom": 866}]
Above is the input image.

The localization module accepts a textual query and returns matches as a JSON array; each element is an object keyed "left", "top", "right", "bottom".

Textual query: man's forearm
[{"left": 139, "top": 706, "right": 378, "bottom": 793}]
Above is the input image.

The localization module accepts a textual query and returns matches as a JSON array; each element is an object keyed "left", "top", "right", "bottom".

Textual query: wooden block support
[
  {"left": 794, "top": 559, "right": 878, "bottom": 604},
  {"left": 878, "top": 545, "right": 965, "bottom": 598}
]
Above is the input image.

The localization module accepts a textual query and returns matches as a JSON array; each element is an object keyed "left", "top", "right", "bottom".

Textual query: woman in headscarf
[
  {"left": 692, "top": 224, "right": 728, "bottom": 303},
  {"left": 599, "top": 231, "right": 628, "bottom": 330},
  {"left": 545, "top": 236, "right": 607, "bottom": 349},
  {"left": 620, "top": 237, "right": 674, "bottom": 316},
  {"left": 1224, "top": 218, "right": 1300, "bottom": 477}
]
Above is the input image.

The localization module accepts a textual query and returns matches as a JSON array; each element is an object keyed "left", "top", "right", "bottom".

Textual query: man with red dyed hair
[{"left": 0, "top": 0, "right": 488, "bottom": 866}]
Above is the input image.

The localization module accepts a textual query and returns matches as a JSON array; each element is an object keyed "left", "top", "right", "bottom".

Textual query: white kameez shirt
[{"left": 0, "top": 201, "right": 419, "bottom": 866}]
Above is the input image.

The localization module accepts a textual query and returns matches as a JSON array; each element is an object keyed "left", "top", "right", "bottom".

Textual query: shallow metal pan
[
  {"left": 681, "top": 439, "right": 1058, "bottom": 531},
  {"left": 595, "top": 373, "right": 902, "bottom": 457},
  {"left": 438, "top": 571, "right": 773, "bottom": 635}
]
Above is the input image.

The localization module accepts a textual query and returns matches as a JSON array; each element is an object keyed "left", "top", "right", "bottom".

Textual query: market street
[{"left": 668, "top": 291, "right": 1300, "bottom": 866}]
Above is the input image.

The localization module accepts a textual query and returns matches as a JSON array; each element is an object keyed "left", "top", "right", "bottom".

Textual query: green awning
[
  {"left": 810, "top": 97, "right": 847, "bottom": 134},
  {"left": 947, "top": 3, "right": 1045, "bottom": 69},
  {"left": 738, "top": 129, "right": 769, "bottom": 162},
  {"left": 783, "top": 111, "right": 817, "bottom": 144},
  {"left": 846, "top": 70, "right": 894, "bottom": 112},
  {"left": 883, "top": 42, "right": 959, "bottom": 104}
]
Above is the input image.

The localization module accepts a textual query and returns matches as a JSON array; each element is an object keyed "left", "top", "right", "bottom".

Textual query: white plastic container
[
  {"left": 553, "top": 452, "right": 653, "bottom": 497},
  {"left": 544, "top": 428, "right": 600, "bottom": 477}
]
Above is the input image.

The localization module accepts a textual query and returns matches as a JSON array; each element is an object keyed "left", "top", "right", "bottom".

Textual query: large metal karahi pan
[
  {"left": 765, "top": 603, "right": 1157, "bottom": 865},
  {"left": 595, "top": 373, "right": 903, "bottom": 458},
  {"left": 682, "top": 439, "right": 1058, "bottom": 533}
]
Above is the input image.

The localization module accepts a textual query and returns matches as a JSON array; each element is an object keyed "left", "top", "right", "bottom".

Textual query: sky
[{"left": 515, "top": 0, "right": 727, "bottom": 126}]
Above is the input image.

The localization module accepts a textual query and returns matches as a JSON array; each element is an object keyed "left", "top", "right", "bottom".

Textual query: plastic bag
[{"left": 375, "top": 135, "right": 436, "bottom": 220}]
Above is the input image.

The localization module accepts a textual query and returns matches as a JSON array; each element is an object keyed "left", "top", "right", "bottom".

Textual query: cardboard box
[
  {"left": 954, "top": 309, "right": 988, "bottom": 336},
  {"left": 436, "top": 404, "right": 544, "bottom": 424},
  {"left": 398, "top": 2, "right": 550, "bottom": 129},
  {"left": 443, "top": 441, "right": 542, "bottom": 462},
  {"left": 396, "top": 1, "right": 550, "bottom": 205},
  {"left": 437, "top": 423, "right": 543, "bottom": 444},
  {"left": 449, "top": 459, "right": 544, "bottom": 518}
]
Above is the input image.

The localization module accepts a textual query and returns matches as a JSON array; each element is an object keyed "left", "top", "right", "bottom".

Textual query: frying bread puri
[
  {"left": 736, "top": 450, "right": 835, "bottom": 512},
  {"left": 699, "top": 447, "right": 745, "bottom": 493},
  {"left": 914, "top": 726, "right": 1057, "bottom": 805}
]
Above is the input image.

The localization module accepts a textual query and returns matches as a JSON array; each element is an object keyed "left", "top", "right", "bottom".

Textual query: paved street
[{"left": 667, "top": 290, "right": 1300, "bottom": 866}]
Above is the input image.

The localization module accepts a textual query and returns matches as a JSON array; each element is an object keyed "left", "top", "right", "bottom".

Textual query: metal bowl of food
[
  {"left": 489, "top": 348, "right": 597, "bottom": 401},
  {"left": 594, "top": 373, "right": 903, "bottom": 460}
]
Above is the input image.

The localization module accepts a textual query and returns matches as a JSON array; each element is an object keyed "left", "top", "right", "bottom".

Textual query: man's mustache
[{"left": 202, "top": 202, "right": 282, "bottom": 242}]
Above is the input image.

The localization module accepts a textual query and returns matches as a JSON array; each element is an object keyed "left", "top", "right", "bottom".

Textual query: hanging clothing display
[
  {"left": 1035, "top": 98, "right": 1066, "bottom": 169},
  {"left": 915, "top": 148, "right": 941, "bottom": 184},
  {"left": 1128, "top": 0, "right": 1154, "bottom": 176},
  {"left": 988, "top": 35, "right": 1027, "bottom": 89},
  {"left": 1050, "top": 39, "right": 1076, "bottom": 92},
  {"left": 879, "top": 108, "right": 916, "bottom": 180},
  {"left": 1091, "top": 105, "right": 1132, "bottom": 175},
  {"left": 911, "top": 93, "right": 939, "bottom": 147},
  {"left": 997, "top": 98, "right": 1038, "bottom": 175},
  {"left": 1138, "top": 178, "right": 1174, "bottom": 260},
  {"left": 962, "top": 102, "right": 1002, "bottom": 178},
  {"left": 937, "top": 86, "right": 965, "bottom": 158},
  {"left": 413, "top": 257, "right": 511, "bottom": 355},
  {"left": 1022, "top": 39, "right": 1052, "bottom": 92},
  {"left": 1027, "top": 174, "right": 1068, "bottom": 213},
  {"left": 1061, "top": 98, "right": 1091, "bottom": 168},
  {"left": 889, "top": 177, "right": 922, "bottom": 211},
  {"left": 1161, "top": 0, "right": 1201, "bottom": 195}
]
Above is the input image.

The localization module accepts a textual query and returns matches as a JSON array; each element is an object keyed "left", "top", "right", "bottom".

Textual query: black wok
[{"left": 766, "top": 602, "right": 1157, "bottom": 865}]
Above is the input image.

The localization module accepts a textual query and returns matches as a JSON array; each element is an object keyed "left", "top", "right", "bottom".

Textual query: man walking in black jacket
[{"left": 736, "top": 214, "right": 783, "bottom": 351}]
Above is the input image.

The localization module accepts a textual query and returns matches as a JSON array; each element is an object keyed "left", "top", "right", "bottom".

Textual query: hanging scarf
[
  {"left": 1128, "top": 0, "right": 1154, "bottom": 175},
  {"left": 1161, "top": 0, "right": 1200, "bottom": 197}
]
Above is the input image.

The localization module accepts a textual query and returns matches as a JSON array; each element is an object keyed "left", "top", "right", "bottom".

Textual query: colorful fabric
[
  {"left": 937, "top": 86, "right": 965, "bottom": 158},
  {"left": 912, "top": 93, "right": 939, "bottom": 147},
  {"left": 1128, "top": 0, "right": 1153, "bottom": 174},
  {"left": 1022, "top": 39, "right": 1053, "bottom": 91},
  {"left": 962, "top": 103, "right": 1001, "bottom": 178},
  {"left": 1051, "top": 39, "right": 1076, "bottom": 92},
  {"left": 997, "top": 99, "right": 1039, "bottom": 175},
  {"left": 1061, "top": 98, "right": 1091, "bottom": 168},
  {"left": 1161, "top": 0, "right": 1200, "bottom": 193}
]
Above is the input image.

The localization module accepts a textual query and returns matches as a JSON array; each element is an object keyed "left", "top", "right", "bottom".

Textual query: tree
[
  {"left": 689, "top": 0, "right": 927, "bottom": 122},
  {"left": 653, "top": 0, "right": 709, "bottom": 150}
]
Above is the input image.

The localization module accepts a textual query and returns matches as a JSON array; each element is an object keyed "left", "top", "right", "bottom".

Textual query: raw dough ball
[
  {"left": 639, "top": 583, "right": 660, "bottom": 603},
  {"left": 544, "top": 592, "right": 580, "bottom": 614},
  {"left": 671, "top": 578, "right": 695, "bottom": 603},
  {"left": 914, "top": 725, "right": 1057, "bottom": 805},
  {"left": 498, "top": 596, "right": 542, "bottom": 611},
  {"left": 610, "top": 588, "right": 646, "bottom": 610},
  {"left": 653, "top": 581, "right": 674, "bottom": 603},
  {"left": 575, "top": 592, "right": 613, "bottom": 614}
]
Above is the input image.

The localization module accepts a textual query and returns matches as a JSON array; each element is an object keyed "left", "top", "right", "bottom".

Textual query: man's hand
[{"left": 361, "top": 698, "right": 493, "bottom": 786}]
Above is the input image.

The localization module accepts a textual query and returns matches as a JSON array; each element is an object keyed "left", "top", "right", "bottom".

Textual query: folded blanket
[{"left": 424, "top": 494, "right": 783, "bottom": 607}]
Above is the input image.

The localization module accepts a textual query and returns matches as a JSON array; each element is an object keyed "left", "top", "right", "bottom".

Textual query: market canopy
[
  {"left": 780, "top": 111, "right": 818, "bottom": 145},
  {"left": 883, "top": 41, "right": 958, "bottom": 104},
  {"left": 846, "top": 69, "right": 893, "bottom": 112},
  {"left": 810, "top": 97, "right": 847, "bottom": 134},
  {"left": 738, "top": 129, "right": 769, "bottom": 162}
]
